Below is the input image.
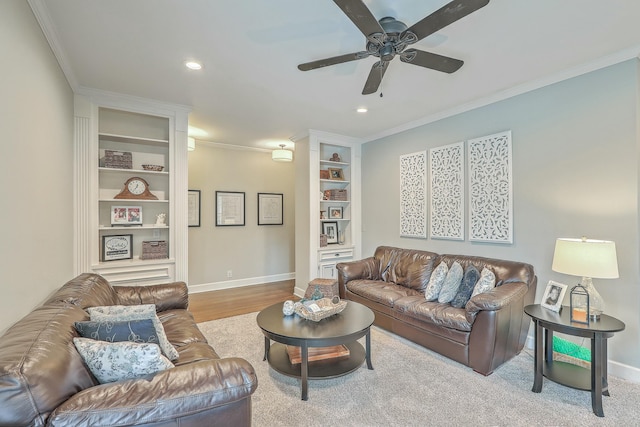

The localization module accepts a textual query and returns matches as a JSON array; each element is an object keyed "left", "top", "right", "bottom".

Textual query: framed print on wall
[
  {"left": 188, "top": 190, "right": 201, "bottom": 227},
  {"left": 399, "top": 151, "right": 427, "bottom": 238},
  {"left": 429, "top": 142, "right": 464, "bottom": 240},
  {"left": 258, "top": 193, "right": 283, "bottom": 225},
  {"left": 216, "top": 191, "right": 245, "bottom": 226}
]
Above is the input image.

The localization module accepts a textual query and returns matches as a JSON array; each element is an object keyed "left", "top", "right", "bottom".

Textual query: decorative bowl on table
[
  {"left": 294, "top": 297, "right": 347, "bottom": 322},
  {"left": 142, "top": 164, "right": 164, "bottom": 172}
]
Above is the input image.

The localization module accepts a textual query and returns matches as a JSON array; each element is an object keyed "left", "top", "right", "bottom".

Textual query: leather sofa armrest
[
  {"left": 465, "top": 282, "right": 528, "bottom": 321},
  {"left": 336, "top": 257, "right": 380, "bottom": 298},
  {"left": 47, "top": 357, "right": 257, "bottom": 426},
  {"left": 114, "top": 282, "right": 189, "bottom": 311}
]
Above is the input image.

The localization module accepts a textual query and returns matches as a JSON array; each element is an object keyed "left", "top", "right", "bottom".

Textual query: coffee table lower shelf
[{"left": 267, "top": 342, "right": 365, "bottom": 379}]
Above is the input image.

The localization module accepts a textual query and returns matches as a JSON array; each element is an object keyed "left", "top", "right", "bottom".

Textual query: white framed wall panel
[
  {"left": 429, "top": 142, "right": 464, "bottom": 240},
  {"left": 399, "top": 151, "right": 427, "bottom": 238},
  {"left": 468, "top": 130, "right": 513, "bottom": 243}
]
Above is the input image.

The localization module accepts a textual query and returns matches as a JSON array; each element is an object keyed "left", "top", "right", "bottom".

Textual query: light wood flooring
[{"left": 188, "top": 279, "right": 297, "bottom": 323}]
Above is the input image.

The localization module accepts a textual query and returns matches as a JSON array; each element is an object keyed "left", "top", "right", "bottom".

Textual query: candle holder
[{"left": 569, "top": 284, "right": 590, "bottom": 324}]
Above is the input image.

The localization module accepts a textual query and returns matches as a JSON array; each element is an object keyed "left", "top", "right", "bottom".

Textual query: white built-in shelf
[
  {"left": 320, "top": 219, "right": 350, "bottom": 222},
  {"left": 320, "top": 200, "right": 349, "bottom": 203},
  {"left": 99, "top": 198, "right": 168, "bottom": 203},
  {"left": 99, "top": 225, "right": 169, "bottom": 231},
  {"left": 99, "top": 132, "right": 169, "bottom": 146},
  {"left": 320, "top": 179, "right": 350, "bottom": 184},
  {"left": 92, "top": 256, "right": 176, "bottom": 269},
  {"left": 99, "top": 167, "right": 169, "bottom": 176},
  {"left": 320, "top": 160, "right": 350, "bottom": 166}
]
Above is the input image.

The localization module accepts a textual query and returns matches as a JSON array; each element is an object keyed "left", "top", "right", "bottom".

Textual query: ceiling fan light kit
[{"left": 298, "top": 0, "right": 490, "bottom": 95}]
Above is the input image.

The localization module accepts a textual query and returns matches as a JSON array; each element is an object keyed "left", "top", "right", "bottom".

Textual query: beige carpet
[{"left": 198, "top": 312, "right": 640, "bottom": 426}]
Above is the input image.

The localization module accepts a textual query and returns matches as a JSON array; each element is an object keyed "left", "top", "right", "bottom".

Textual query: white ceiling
[{"left": 31, "top": 0, "right": 640, "bottom": 150}]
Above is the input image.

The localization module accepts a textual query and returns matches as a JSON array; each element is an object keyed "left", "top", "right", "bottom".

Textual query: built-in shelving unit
[
  {"left": 294, "top": 130, "right": 361, "bottom": 291},
  {"left": 74, "top": 90, "right": 190, "bottom": 285}
]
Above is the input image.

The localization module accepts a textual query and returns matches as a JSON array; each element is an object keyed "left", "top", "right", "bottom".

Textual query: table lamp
[{"left": 551, "top": 237, "right": 618, "bottom": 320}]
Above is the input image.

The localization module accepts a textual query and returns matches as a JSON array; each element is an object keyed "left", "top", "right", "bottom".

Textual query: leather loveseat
[
  {"left": 0, "top": 273, "right": 257, "bottom": 427},
  {"left": 337, "top": 246, "right": 537, "bottom": 375}
]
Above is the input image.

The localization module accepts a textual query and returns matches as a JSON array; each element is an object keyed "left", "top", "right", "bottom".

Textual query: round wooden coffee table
[{"left": 257, "top": 300, "right": 374, "bottom": 400}]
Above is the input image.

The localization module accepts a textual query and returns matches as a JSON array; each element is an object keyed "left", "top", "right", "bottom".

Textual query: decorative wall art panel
[
  {"left": 429, "top": 142, "right": 464, "bottom": 240},
  {"left": 468, "top": 131, "right": 513, "bottom": 243},
  {"left": 399, "top": 151, "right": 427, "bottom": 238}
]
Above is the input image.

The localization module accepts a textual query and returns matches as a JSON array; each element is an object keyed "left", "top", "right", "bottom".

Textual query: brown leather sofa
[
  {"left": 337, "top": 246, "right": 537, "bottom": 375},
  {"left": 0, "top": 273, "right": 257, "bottom": 427}
]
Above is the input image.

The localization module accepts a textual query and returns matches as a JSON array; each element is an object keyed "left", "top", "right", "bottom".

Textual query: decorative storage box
[
  {"left": 101, "top": 150, "right": 132, "bottom": 169},
  {"left": 324, "top": 189, "right": 348, "bottom": 201},
  {"left": 320, "top": 170, "right": 330, "bottom": 179},
  {"left": 140, "top": 240, "right": 167, "bottom": 260}
]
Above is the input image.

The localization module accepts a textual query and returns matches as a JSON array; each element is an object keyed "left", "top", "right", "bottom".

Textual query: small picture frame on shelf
[
  {"left": 320, "top": 170, "right": 330, "bottom": 180},
  {"left": 329, "top": 206, "right": 343, "bottom": 219},
  {"left": 328, "top": 168, "right": 344, "bottom": 180},
  {"left": 541, "top": 280, "right": 567, "bottom": 312},
  {"left": 111, "top": 206, "right": 142, "bottom": 226},
  {"left": 102, "top": 234, "right": 133, "bottom": 261},
  {"left": 322, "top": 221, "right": 339, "bottom": 244},
  {"left": 320, "top": 210, "right": 327, "bottom": 219}
]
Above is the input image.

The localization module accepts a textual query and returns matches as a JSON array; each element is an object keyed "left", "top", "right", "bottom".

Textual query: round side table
[{"left": 524, "top": 304, "right": 625, "bottom": 417}]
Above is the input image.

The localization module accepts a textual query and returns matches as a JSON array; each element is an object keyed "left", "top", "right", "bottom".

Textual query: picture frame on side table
[
  {"left": 329, "top": 206, "right": 343, "bottom": 219},
  {"left": 216, "top": 191, "right": 245, "bottom": 226},
  {"left": 322, "top": 221, "right": 339, "bottom": 244},
  {"left": 258, "top": 193, "right": 283, "bottom": 225},
  {"left": 188, "top": 190, "right": 201, "bottom": 227},
  {"left": 102, "top": 234, "right": 133, "bottom": 261},
  {"left": 328, "top": 168, "right": 344, "bottom": 180},
  {"left": 111, "top": 206, "right": 142, "bottom": 226},
  {"left": 541, "top": 280, "right": 568, "bottom": 312}
]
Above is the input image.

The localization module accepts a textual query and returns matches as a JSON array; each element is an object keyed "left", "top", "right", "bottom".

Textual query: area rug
[{"left": 197, "top": 312, "right": 640, "bottom": 426}]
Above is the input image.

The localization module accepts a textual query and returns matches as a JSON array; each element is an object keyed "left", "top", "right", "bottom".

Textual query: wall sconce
[
  {"left": 188, "top": 137, "right": 196, "bottom": 152},
  {"left": 272, "top": 144, "right": 293, "bottom": 162},
  {"left": 552, "top": 237, "right": 618, "bottom": 320}
]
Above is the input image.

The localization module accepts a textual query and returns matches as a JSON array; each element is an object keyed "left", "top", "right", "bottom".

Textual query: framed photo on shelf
[
  {"left": 216, "top": 191, "right": 245, "bottom": 226},
  {"left": 188, "top": 190, "right": 201, "bottom": 227},
  {"left": 328, "top": 167, "right": 344, "bottom": 180},
  {"left": 102, "top": 234, "right": 133, "bottom": 261},
  {"left": 541, "top": 280, "right": 567, "bottom": 312},
  {"left": 322, "top": 221, "right": 339, "bottom": 244},
  {"left": 258, "top": 193, "right": 283, "bottom": 225},
  {"left": 329, "top": 206, "right": 343, "bottom": 219},
  {"left": 111, "top": 206, "right": 142, "bottom": 226}
]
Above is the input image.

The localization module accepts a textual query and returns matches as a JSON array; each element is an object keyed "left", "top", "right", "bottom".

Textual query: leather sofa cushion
[
  {"left": 394, "top": 295, "right": 473, "bottom": 332},
  {"left": 44, "top": 273, "right": 117, "bottom": 308},
  {"left": 374, "top": 246, "right": 438, "bottom": 291},
  {"left": 346, "top": 279, "right": 422, "bottom": 308}
]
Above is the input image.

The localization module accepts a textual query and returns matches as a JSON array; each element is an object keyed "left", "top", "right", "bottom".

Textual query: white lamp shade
[
  {"left": 187, "top": 137, "right": 196, "bottom": 151},
  {"left": 552, "top": 238, "right": 619, "bottom": 279},
  {"left": 272, "top": 147, "right": 293, "bottom": 162}
]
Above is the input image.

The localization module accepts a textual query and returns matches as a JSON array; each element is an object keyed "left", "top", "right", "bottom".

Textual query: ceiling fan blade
[
  {"left": 298, "top": 51, "right": 369, "bottom": 71},
  {"left": 400, "top": 49, "right": 463, "bottom": 73},
  {"left": 402, "top": 0, "right": 489, "bottom": 42},
  {"left": 362, "top": 61, "right": 389, "bottom": 95},
  {"left": 333, "top": 0, "right": 384, "bottom": 40}
]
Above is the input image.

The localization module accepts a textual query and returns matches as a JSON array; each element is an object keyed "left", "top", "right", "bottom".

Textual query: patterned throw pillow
[
  {"left": 87, "top": 304, "right": 179, "bottom": 361},
  {"left": 73, "top": 337, "right": 174, "bottom": 384},
  {"left": 471, "top": 267, "right": 496, "bottom": 298},
  {"left": 424, "top": 262, "right": 448, "bottom": 301},
  {"left": 451, "top": 265, "right": 480, "bottom": 308},
  {"left": 438, "top": 262, "right": 464, "bottom": 303},
  {"left": 74, "top": 319, "right": 159, "bottom": 344}
]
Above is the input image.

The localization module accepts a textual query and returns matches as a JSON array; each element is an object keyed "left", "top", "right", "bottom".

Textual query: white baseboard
[
  {"left": 524, "top": 335, "right": 640, "bottom": 383},
  {"left": 188, "top": 272, "right": 295, "bottom": 293},
  {"left": 293, "top": 285, "right": 306, "bottom": 298}
]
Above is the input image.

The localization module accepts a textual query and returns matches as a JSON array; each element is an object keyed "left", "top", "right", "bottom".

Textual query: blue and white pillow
[
  {"left": 471, "top": 267, "right": 496, "bottom": 298},
  {"left": 451, "top": 265, "right": 480, "bottom": 308},
  {"left": 73, "top": 337, "right": 173, "bottom": 384},
  {"left": 87, "top": 304, "right": 179, "bottom": 361},
  {"left": 424, "top": 262, "right": 448, "bottom": 301},
  {"left": 74, "top": 319, "right": 159, "bottom": 344},
  {"left": 438, "top": 262, "right": 464, "bottom": 304}
]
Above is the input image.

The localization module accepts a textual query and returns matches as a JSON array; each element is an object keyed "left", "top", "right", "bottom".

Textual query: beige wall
[
  {"left": 187, "top": 144, "right": 295, "bottom": 289},
  {"left": 361, "top": 60, "right": 640, "bottom": 375},
  {"left": 0, "top": 1, "right": 74, "bottom": 332}
]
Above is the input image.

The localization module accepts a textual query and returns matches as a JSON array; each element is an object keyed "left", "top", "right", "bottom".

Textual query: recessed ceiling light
[
  {"left": 357, "top": 107, "right": 368, "bottom": 113},
  {"left": 185, "top": 60, "right": 203, "bottom": 70}
]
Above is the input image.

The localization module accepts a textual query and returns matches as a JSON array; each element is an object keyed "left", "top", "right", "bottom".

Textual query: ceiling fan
[{"left": 298, "top": 0, "right": 489, "bottom": 95}]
